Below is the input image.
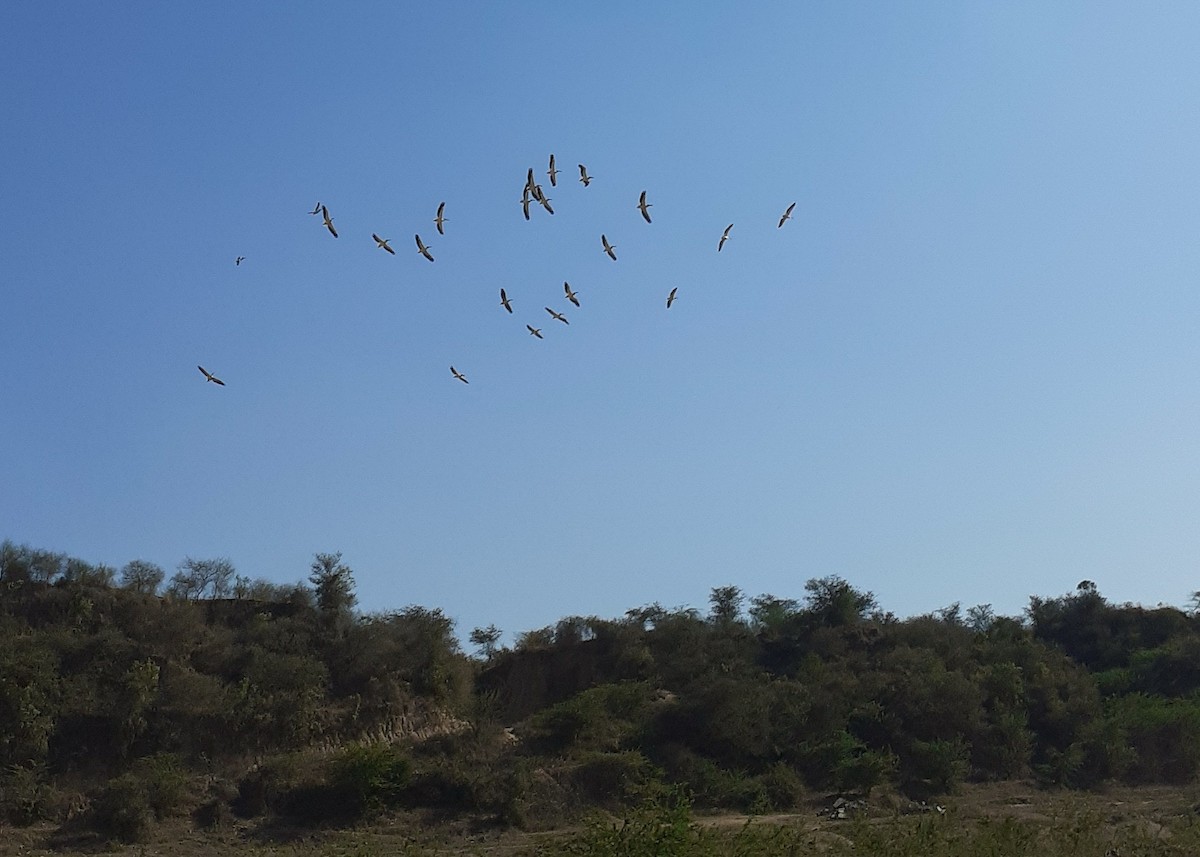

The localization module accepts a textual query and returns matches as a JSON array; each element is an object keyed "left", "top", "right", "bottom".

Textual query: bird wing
[
  {"left": 198, "top": 365, "right": 211, "bottom": 380},
  {"left": 212, "top": 377, "right": 225, "bottom": 386}
]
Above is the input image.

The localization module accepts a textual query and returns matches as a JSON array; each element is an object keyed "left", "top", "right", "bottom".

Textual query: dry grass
[{"left": 3, "top": 782, "right": 1200, "bottom": 856}]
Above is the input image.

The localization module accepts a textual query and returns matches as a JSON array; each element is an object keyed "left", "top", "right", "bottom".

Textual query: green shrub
[
  {"left": 234, "top": 752, "right": 307, "bottom": 817},
  {"left": 90, "top": 773, "right": 152, "bottom": 843},
  {"left": 759, "top": 762, "right": 805, "bottom": 810},
  {"left": 567, "top": 751, "right": 660, "bottom": 807},
  {"left": 131, "top": 752, "right": 189, "bottom": 820},
  {"left": 1109, "top": 693, "right": 1200, "bottom": 783},
  {"left": 0, "top": 763, "right": 51, "bottom": 826},
  {"left": 901, "top": 738, "right": 968, "bottom": 798},
  {"left": 328, "top": 742, "right": 411, "bottom": 816}
]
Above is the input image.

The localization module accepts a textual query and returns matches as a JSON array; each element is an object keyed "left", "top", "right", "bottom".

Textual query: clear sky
[{"left": 3, "top": 3, "right": 1199, "bottom": 641}]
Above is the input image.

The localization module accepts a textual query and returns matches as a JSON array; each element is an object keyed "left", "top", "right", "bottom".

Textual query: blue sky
[{"left": 3, "top": 3, "right": 1199, "bottom": 642}]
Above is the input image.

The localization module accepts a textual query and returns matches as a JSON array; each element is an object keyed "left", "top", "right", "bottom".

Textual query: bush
[
  {"left": 131, "top": 753, "right": 189, "bottom": 820},
  {"left": 759, "top": 762, "right": 805, "bottom": 810},
  {"left": 0, "top": 763, "right": 51, "bottom": 826},
  {"left": 327, "top": 743, "right": 411, "bottom": 817},
  {"left": 567, "top": 751, "right": 660, "bottom": 807},
  {"left": 900, "top": 739, "right": 968, "bottom": 798},
  {"left": 90, "top": 773, "right": 152, "bottom": 843},
  {"left": 233, "top": 753, "right": 307, "bottom": 818}
]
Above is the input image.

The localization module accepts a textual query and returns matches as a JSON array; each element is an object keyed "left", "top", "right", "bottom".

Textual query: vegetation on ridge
[{"left": 3, "top": 538, "right": 1200, "bottom": 849}]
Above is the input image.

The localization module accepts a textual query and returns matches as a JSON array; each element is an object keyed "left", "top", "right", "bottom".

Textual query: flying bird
[
  {"left": 415, "top": 234, "right": 434, "bottom": 262},
  {"left": 321, "top": 206, "right": 338, "bottom": 238},
  {"left": 718, "top": 223, "right": 733, "bottom": 251},
  {"left": 547, "top": 154, "right": 559, "bottom": 187},
  {"left": 637, "top": 191, "right": 652, "bottom": 224},
  {"left": 309, "top": 202, "right": 322, "bottom": 215},
  {"left": 521, "top": 187, "right": 532, "bottom": 221},
  {"left": 564, "top": 282, "right": 580, "bottom": 307},
  {"left": 666, "top": 287, "right": 678, "bottom": 308},
  {"left": 546, "top": 307, "right": 569, "bottom": 325},
  {"left": 235, "top": 256, "right": 245, "bottom": 266},
  {"left": 531, "top": 183, "right": 546, "bottom": 203},
  {"left": 435, "top": 202, "right": 447, "bottom": 235},
  {"left": 538, "top": 194, "right": 554, "bottom": 215},
  {"left": 526, "top": 167, "right": 536, "bottom": 192},
  {"left": 601, "top": 234, "right": 617, "bottom": 260},
  {"left": 578, "top": 164, "right": 592, "bottom": 187},
  {"left": 778, "top": 202, "right": 796, "bottom": 228},
  {"left": 197, "top": 365, "right": 225, "bottom": 386},
  {"left": 500, "top": 288, "right": 513, "bottom": 313},
  {"left": 526, "top": 324, "right": 543, "bottom": 339},
  {"left": 450, "top": 366, "right": 468, "bottom": 384},
  {"left": 372, "top": 234, "right": 395, "bottom": 255}
]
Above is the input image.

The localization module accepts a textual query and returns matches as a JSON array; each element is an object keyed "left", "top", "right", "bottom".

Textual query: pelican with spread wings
[{"left": 197, "top": 365, "right": 225, "bottom": 386}]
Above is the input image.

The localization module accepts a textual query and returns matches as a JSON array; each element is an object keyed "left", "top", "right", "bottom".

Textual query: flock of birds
[{"left": 200, "top": 155, "right": 797, "bottom": 388}]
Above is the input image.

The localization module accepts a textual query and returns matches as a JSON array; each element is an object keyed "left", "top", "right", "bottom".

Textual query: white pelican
[
  {"left": 578, "top": 164, "right": 592, "bottom": 187},
  {"left": 309, "top": 202, "right": 322, "bottom": 215},
  {"left": 372, "top": 234, "right": 395, "bottom": 255},
  {"left": 526, "top": 324, "right": 543, "bottom": 339},
  {"left": 197, "top": 365, "right": 225, "bottom": 386},
  {"left": 235, "top": 256, "right": 245, "bottom": 266},
  {"left": 666, "top": 287, "right": 678, "bottom": 308},
  {"left": 547, "top": 154, "right": 559, "bottom": 187},
  {"left": 601, "top": 234, "right": 617, "bottom": 260},
  {"left": 415, "top": 234, "right": 434, "bottom": 262},
  {"left": 778, "top": 202, "right": 796, "bottom": 228},
  {"left": 545, "top": 307, "right": 569, "bottom": 325},
  {"left": 321, "top": 206, "right": 338, "bottom": 238},
  {"left": 718, "top": 223, "right": 732, "bottom": 251},
  {"left": 564, "top": 282, "right": 580, "bottom": 307},
  {"left": 500, "top": 288, "right": 513, "bottom": 313},
  {"left": 521, "top": 186, "right": 532, "bottom": 221},
  {"left": 450, "top": 366, "right": 468, "bottom": 384},
  {"left": 435, "top": 202, "right": 447, "bottom": 235},
  {"left": 637, "top": 191, "right": 652, "bottom": 224}
]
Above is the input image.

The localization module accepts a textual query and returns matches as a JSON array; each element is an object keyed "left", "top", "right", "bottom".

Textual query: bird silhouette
[
  {"left": 500, "top": 288, "right": 513, "bottom": 313},
  {"left": 601, "top": 234, "right": 617, "bottom": 260},
  {"left": 564, "top": 282, "right": 580, "bottom": 307},
  {"left": 450, "top": 366, "right": 468, "bottom": 384},
  {"left": 527, "top": 324, "right": 543, "bottom": 339},
  {"left": 546, "top": 307, "right": 569, "bottom": 325},
  {"left": 718, "top": 223, "right": 733, "bottom": 251},
  {"left": 435, "top": 202, "right": 447, "bottom": 235},
  {"left": 578, "top": 164, "right": 592, "bottom": 187},
  {"left": 321, "top": 206, "right": 338, "bottom": 238},
  {"left": 666, "top": 287, "right": 678, "bottom": 308},
  {"left": 778, "top": 202, "right": 796, "bottom": 228},
  {"left": 235, "top": 256, "right": 245, "bottom": 266},
  {"left": 415, "top": 234, "right": 434, "bottom": 262},
  {"left": 547, "top": 154, "right": 559, "bottom": 187},
  {"left": 309, "top": 202, "right": 322, "bottom": 215},
  {"left": 197, "top": 365, "right": 225, "bottom": 386},
  {"left": 372, "top": 234, "right": 395, "bottom": 255},
  {"left": 637, "top": 191, "right": 652, "bottom": 224}
]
